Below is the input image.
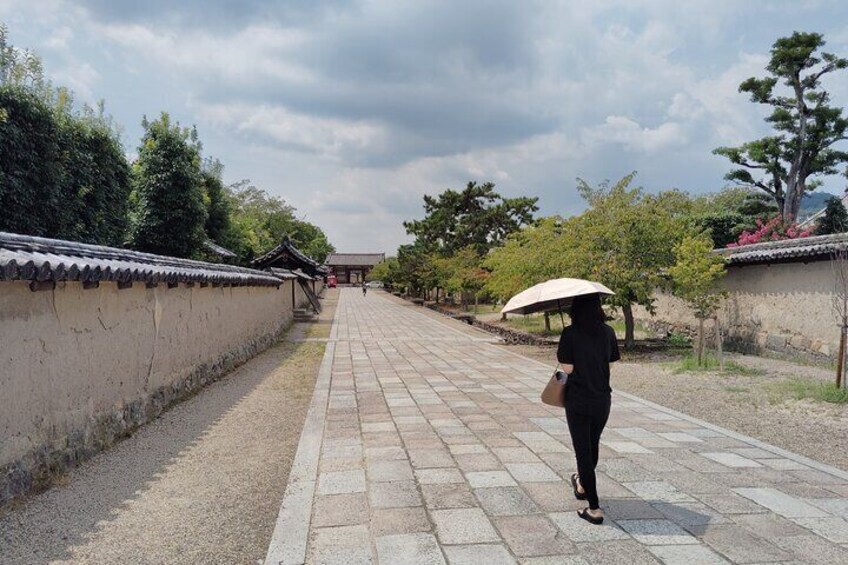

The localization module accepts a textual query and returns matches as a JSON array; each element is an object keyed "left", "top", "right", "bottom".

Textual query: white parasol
[{"left": 500, "top": 277, "right": 614, "bottom": 316}]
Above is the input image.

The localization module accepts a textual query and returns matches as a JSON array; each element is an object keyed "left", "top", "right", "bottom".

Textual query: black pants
[{"left": 565, "top": 401, "right": 611, "bottom": 509}]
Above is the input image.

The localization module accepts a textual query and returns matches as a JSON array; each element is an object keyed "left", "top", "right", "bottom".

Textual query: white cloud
[{"left": 583, "top": 116, "right": 686, "bottom": 153}]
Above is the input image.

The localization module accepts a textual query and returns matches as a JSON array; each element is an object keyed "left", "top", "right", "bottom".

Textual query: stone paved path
[{"left": 266, "top": 288, "right": 848, "bottom": 565}]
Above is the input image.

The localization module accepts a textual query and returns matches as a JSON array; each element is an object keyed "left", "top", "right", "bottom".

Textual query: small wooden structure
[
  {"left": 251, "top": 237, "right": 327, "bottom": 312},
  {"left": 326, "top": 253, "right": 385, "bottom": 285}
]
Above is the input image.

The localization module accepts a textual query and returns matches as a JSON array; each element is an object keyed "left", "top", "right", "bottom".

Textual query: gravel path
[{"left": 0, "top": 292, "right": 337, "bottom": 565}]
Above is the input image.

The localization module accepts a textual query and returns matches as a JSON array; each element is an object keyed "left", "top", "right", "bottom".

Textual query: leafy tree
[
  {"left": 815, "top": 195, "right": 848, "bottom": 235},
  {"left": 367, "top": 257, "right": 398, "bottom": 284},
  {"left": 0, "top": 23, "right": 44, "bottom": 90},
  {"left": 668, "top": 234, "right": 728, "bottom": 366},
  {"left": 202, "top": 159, "right": 231, "bottom": 244},
  {"left": 128, "top": 113, "right": 208, "bottom": 258},
  {"left": 0, "top": 86, "right": 64, "bottom": 236},
  {"left": 223, "top": 180, "right": 334, "bottom": 264},
  {"left": 404, "top": 181, "right": 538, "bottom": 255},
  {"left": 714, "top": 32, "right": 848, "bottom": 221},
  {"left": 572, "top": 173, "right": 689, "bottom": 348},
  {"left": 692, "top": 189, "right": 779, "bottom": 247}
]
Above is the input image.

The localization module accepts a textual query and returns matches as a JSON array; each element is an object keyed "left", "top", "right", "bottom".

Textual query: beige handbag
[{"left": 540, "top": 365, "right": 568, "bottom": 407}]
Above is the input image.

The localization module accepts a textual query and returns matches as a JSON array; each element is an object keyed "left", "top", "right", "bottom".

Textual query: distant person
[
  {"left": 362, "top": 281, "right": 367, "bottom": 296},
  {"left": 558, "top": 293, "right": 620, "bottom": 525}
]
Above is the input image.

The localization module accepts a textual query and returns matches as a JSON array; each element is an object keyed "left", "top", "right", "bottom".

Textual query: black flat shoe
[
  {"left": 577, "top": 508, "right": 604, "bottom": 525},
  {"left": 571, "top": 473, "right": 586, "bottom": 501}
]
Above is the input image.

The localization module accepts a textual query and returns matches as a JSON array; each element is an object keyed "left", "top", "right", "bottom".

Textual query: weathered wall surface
[
  {"left": 0, "top": 279, "right": 304, "bottom": 503},
  {"left": 632, "top": 260, "right": 840, "bottom": 361}
]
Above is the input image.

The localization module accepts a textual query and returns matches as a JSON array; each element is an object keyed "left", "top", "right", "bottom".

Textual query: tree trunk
[
  {"left": 838, "top": 321, "right": 846, "bottom": 389},
  {"left": 622, "top": 303, "right": 635, "bottom": 349},
  {"left": 474, "top": 294, "right": 478, "bottom": 315},
  {"left": 715, "top": 317, "right": 724, "bottom": 372},
  {"left": 544, "top": 311, "right": 551, "bottom": 332},
  {"left": 501, "top": 312, "right": 507, "bottom": 321},
  {"left": 697, "top": 318, "right": 705, "bottom": 366}
]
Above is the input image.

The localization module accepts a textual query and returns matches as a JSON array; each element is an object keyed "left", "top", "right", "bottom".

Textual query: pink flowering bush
[{"left": 726, "top": 215, "right": 814, "bottom": 247}]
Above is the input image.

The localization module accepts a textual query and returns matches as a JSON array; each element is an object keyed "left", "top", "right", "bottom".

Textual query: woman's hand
[{"left": 561, "top": 363, "right": 574, "bottom": 375}]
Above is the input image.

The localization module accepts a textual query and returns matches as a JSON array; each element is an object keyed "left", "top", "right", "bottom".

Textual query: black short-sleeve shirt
[{"left": 557, "top": 324, "right": 620, "bottom": 409}]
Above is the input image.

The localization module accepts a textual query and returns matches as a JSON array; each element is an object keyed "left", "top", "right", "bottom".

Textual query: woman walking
[{"left": 557, "top": 293, "right": 620, "bottom": 524}]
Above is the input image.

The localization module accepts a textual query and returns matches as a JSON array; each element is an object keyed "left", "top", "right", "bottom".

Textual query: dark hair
[{"left": 570, "top": 293, "right": 605, "bottom": 333}]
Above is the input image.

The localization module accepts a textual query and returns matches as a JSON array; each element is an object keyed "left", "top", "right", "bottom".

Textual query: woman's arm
[{"left": 557, "top": 328, "right": 574, "bottom": 374}]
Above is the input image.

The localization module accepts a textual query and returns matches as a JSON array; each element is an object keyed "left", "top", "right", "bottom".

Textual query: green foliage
[
  {"left": 691, "top": 189, "right": 779, "bottom": 247},
  {"left": 674, "top": 353, "right": 764, "bottom": 376},
  {"left": 367, "top": 257, "right": 397, "bottom": 283},
  {"left": 714, "top": 32, "right": 848, "bottom": 221},
  {"left": 202, "top": 159, "right": 231, "bottom": 244},
  {"left": 128, "top": 113, "right": 208, "bottom": 258},
  {"left": 668, "top": 234, "right": 727, "bottom": 319},
  {"left": 666, "top": 332, "right": 692, "bottom": 348},
  {"left": 0, "top": 85, "right": 64, "bottom": 236},
  {"left": 437, "top": 246, "right": 488, "bottom": 301},
  {"left": 0, "top": 23, "right": 44, "bottom": 90},
  {"left": 766, "top": 379, "right": 848, "bottom": 404},
  {"left": 403, "top": 181, "right": 538, "bottom": 256},
  {"left": 815, "top": 195, "right": 848, "bottom": 235},
  {"left": 222, "top": 180, "right": 334, "bottom": 264}
]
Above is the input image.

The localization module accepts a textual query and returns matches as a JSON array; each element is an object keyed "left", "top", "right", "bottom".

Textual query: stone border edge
[{"left": 264, "top": 295, "right": 339, "bottom": 565}]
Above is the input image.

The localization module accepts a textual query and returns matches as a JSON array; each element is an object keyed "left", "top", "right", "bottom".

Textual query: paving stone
[
  {"left": 456, "top": 453, "right": 504, "bottom": 472},
  {"left": 617, "top": 519, "right": 698, "bottom": 545},
  {"left": 318, "top": 469, "right": 367, "bottom": 495},
  {"left": 365, "top": 446, "right": 408, "bottom": 460},
  {"left": 547, "top": 512, "right": 631, "bottom": 542},
  {"left": 575, "top": 539, "right": 662, "bottom": 564},
  {"left": 773, "top": 533, "right": 848, "bottom": 564},
  {"left": 448, "top": 444, "right": 489, "bottom": 455},
  {"left": 731, "top": 512, "right": 808, "bottom": 540},
  {"left": 416, "top": 468, "right": 465, "bottom": 484},
  {"left": 432, "top": 508, "right": 501, "bottom": 544},
  {"left": 652, "top": 502, "right": 730, "bottom": 527},
  {"left": 810, "top": 497, "right": 848, "bottom": 518},
  {"left": 701, "top": 452, "right": 762, "bottom": 468},
  {"left": 367, "top": 459, "right": 414, "bottom": 482},
  {"left": 495, "top": 514, "right": 576, "bottom": 556},
  {"left": 376, "top": 533, "right": 446, "bottom": 565},
  {"left": 523, "top": 482, "right": 580, "bottom": 512},
  {"left": 466, "top": 471, "right": 518, "bottom": 488},
  {"left": 369, "top": 480, "right": 422, "bottom": 508},
  {"left": 793, "top": 516, "right": 848, "bottom": 543},
  {"left": 519, "top": 557, "right": 588, "bottom": 565},
  {"left": 475, "top": 486, "right": 540, "bottom": 516},
  {"left": 409, "top": 449, "right": 455, "bottom": 469},
  {"left": 657, "top": 432, "right": 703, "bottom": 443},
  {"left": 312, "top": 493, "right": 369, "bottom": 527},
  {"left": 370, "top": 507, "right": 432, "bottom": 537},
  {"left": 602, "top": 441, "right": 655, "bottom": 454},
  {"left": 692, "top": 492, "right": 769, "bottom": 515},
  {"left": 309, "top": 524, "right": 373, "bottom": 564},
  {"left": 492, "top": 446, "right": 542, "bottom": 463},
  {"left": 603, "top": 498, "right": 665, "bottom": 520},
  {"left": 699, "top": 524, "right": 792, "bottom": 563},
  {"left": 443, "top": 544, "right": 517, "bottom": 565},
  {"left": 621, "top": 481, "right": 696, "bottom": 504},
  {"left": 506, "top": 463, "right": 561, "bottom": 483},
  {"left": 646, "top": 544, "right": 729, "bottom": 564},
  {"left": 422, "top": 483, "right": 478, "bottom": 509},
  {"left": 733, "top": 487, "right": 830, "bottom": 518}
]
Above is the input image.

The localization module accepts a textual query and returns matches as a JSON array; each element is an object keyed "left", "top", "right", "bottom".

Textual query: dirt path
[{"left": 0, "top": 291, "right": 338, "bottom": 565}]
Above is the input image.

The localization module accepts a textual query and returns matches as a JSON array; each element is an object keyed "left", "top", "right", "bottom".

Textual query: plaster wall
[
  {"left": 0, "top": 279, "right": 295, "bottom": 502},
  {"left": 632, "top": 260, "right": 841, "bottom": 360}
]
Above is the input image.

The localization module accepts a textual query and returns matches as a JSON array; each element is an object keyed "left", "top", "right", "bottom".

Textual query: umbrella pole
[{"left": 557, "top": 299, "right": 565, "bottom": 328}]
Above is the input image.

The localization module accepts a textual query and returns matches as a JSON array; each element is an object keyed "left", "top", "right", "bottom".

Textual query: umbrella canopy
[{"left": 500, "top": 277, "right": 614, "bottom": 316}]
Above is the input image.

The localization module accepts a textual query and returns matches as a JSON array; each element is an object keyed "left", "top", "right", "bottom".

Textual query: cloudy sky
[{"left": 3, "top": 1, "right": 848, "bottom": 253}]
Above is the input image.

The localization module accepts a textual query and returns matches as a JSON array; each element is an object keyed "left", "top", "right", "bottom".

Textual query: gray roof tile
[{"left": 716, "top": 233, "right": 848, "bottom": 265}]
